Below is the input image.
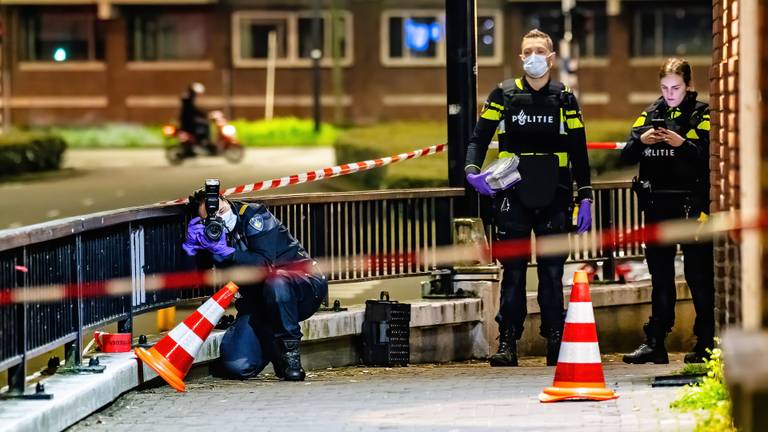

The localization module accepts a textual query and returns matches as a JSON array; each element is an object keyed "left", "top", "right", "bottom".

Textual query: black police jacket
[
  {"left": 179, "top": 93, "right": 208, "bottom": 134},
  {"left": 213, "top": 201, "right": 313, "bottom": 271},
  {"left": 465, "top": 77, "right": 593, "bottom": 202},
  {"left": 619, "top": 91, "right": 710, "bottom": 212}
]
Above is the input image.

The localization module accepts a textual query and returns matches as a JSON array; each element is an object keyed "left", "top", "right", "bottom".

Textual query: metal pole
[
  {"left": 445, "top": 0, "right": 478, "bottom": 217},
  {"left": 0, "top": 6, "right": 10, "bottom": 133},
  {"left": 265, "top": 30, "right": 276, "bottom": 120},
  {"left": 311, "top": 0, "right": 322, "bottom": 133}
]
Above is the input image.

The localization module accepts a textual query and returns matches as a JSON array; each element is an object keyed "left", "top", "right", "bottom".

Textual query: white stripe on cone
[
  {"left": 197, "top": 298, "right": 226, "bottom": 324},
  {"left": 557, "top": 341, "right": 602, "bottom": 364},
  {"left": 168, "top": 323, "right": 205, "bottom": 357},
  {"left": 564, "top": 302, "right": 596, "bottom": 324}
]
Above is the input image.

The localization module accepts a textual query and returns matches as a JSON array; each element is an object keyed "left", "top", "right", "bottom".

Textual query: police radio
[{"left": 203, "top": 179, "right": 225, "bottom": 241}]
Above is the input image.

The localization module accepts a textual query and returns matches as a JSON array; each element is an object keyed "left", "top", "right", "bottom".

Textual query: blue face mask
[
  {"left": 222, "top": 209, "right": 238, "bottom": 233},
  {"left": 523, "top": 54, "right": 550, "bottom": 79}
]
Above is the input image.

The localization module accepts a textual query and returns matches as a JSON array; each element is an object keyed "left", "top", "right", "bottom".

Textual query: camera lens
[{"left": 204, "top": 220, "right": 224, "bottom": 241}]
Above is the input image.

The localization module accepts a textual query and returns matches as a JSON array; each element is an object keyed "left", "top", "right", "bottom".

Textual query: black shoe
[
  {"left": 623, "top": 337, "right": 669, "bottom": 364},
  {"left": 490, "top": 329, "right": 518, "bottom": 367},
  {"left": 546, "top": 330, "right": 562, "bottom": 366},
  {"left": 278, "top": 339, "right": 306, "bottom": 381},
  {"left": 684, "top": 340, "right": 714, "bottom": 364}
]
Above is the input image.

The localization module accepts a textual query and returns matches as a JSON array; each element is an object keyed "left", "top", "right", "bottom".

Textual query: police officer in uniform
[
  {"left": 620, "top": 59, "right": 713, "bottom": 364},
  {"left": 183, "top": 190, "right": 328, "bottom": 380},
  {"left": 465, "top": 29, "right": 593, "bottom": 366}
]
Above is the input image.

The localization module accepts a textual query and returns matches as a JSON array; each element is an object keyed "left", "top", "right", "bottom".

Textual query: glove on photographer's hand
[
  {"left": 576, "top": 199, "right": 593, "bottom": 234},
  {"left": 197, "top": 227, "right": 236, "bottom": 257},
  {"left": 466, "top": 172, "right": 495, "bottom": 196},
  {"left": 182, "top": 217, "right": 206, "bottom": 256}
]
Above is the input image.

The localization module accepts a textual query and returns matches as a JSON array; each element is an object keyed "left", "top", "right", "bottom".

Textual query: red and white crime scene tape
[
  {"left": 489, "top": 141, "right": 627, "bottom": 151},
  {"left": 159, "top": 141, "right": 625, "bottom": 206},
  {"left": 3, "top": 209, "right": 766, "bottom": 305},
  {"left": 159, "top": 143, "right": 447, "bottom": 205}
]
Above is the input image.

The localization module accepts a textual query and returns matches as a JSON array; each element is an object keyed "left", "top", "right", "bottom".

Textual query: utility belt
[
  {"left": 499, "top": 151, "right": 569, "bottom": 167},
  {"left": 631, "top": 176, "right": 700, "bottom": 218}
]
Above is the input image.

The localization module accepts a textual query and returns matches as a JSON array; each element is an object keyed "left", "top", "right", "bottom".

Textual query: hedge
[
  {"left": 334, "top": 120, "right": 633, "bottom": 190},
  {"left": 0, "top": 131, "right": 67, "bottom": 177}
]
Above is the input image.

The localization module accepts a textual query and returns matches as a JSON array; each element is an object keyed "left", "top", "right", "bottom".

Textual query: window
[
  {"left": 573, "top": 6, "right": 608, "bottom": 58},
  {"left": 128, "top": 10, "right": 208, "bottom": 61},
  {"left": 523, "top": 5, "right": 608, "bottom": 58},
  {"left": 382, "top": 10, "right": 502, "bottom": 66},
  {"left": 20, "top": 7, "right": 104, "bottom": 62},
  {"left": 632, "top": 7, "right": 712, "bottom": 57},
  {"left": 233, "top": 11, "right": 352, "bottom": 67}
]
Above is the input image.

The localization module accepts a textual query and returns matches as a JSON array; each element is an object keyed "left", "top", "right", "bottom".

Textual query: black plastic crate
[{"left": 361, "top": 291, "right": 411, "bottom": 366}]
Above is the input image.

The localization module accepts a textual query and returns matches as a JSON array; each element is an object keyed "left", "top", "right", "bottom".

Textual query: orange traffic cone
[
  {"left": 135, "top": 281, "right": 239, "bottom": 392},
  {"left": 539, "top": 271, "right": 618, "bottom": 402}
]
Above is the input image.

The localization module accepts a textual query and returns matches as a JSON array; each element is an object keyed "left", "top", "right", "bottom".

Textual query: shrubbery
[
  {"left": 0, "top": 131, "right": 67, "bottom": 177},
  {"left": 333, "top": 120, "right": 633, "bottom": 190},
  {"left": 35, "top": 118, "right": 337, "bottom": 149},
  {"left": 670, "top": 347, "right": 736, "bottom": 432}
]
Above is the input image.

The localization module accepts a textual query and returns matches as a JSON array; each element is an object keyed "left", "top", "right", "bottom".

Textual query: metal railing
[
  {"left": 0, "top": 188, "right": 460, "bottom": 396},
  {"left": 564, "top": 181, "right": 644, "bottom": 278},
  {"left": 0, "top": 182, "right": 643, "bottom": 396}
]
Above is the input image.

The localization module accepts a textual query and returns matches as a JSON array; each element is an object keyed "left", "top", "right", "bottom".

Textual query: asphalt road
[{"left": 0, "top": 147, "right": 342, "bottom": 229}]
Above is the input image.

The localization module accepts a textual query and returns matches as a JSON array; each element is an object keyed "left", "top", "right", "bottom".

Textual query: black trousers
[
  {"left": 494, "top": 189, "right": 570, "bottom": 339},
  {"left": 644, "top": 201, "right": 715, "bottom": 344}
]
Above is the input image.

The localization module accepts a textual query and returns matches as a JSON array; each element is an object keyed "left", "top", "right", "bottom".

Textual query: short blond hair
[{"left": 522, "top": 29, "right": 554, "bottom": 52}]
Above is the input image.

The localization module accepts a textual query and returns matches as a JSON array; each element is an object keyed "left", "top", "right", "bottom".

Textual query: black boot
[
  {"left": 623, "top": 335, "right": 669, "bottom": 364},
  {"left": 277, "top": 339, "right": 306, "bottom": 381},
  {"left": 490, "top": 329, "right": 518, "bottom": 367},
  {"left": 546, "top": 329, "right": 562, "bottom": 366},
  {"left": 684, "top": 339, "right": 714, "bottom": 364}
]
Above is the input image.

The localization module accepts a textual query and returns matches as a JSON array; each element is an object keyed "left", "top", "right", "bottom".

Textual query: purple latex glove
[
  {"left": 182, "top": 217, "right": 206, "bottom": 256},
  {"left": 576, "top": 199, "right": 593, "bottom": 234},
  {"left": 466, "top": 172, "right": 495, "bottom": 196},
  {"left": 197, "top": 227, "right": 236, "bottom": 257}
]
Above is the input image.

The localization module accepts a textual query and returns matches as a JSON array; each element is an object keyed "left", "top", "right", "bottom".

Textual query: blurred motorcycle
[{"left": 163, "top": 111, "right": 244, "bottom": 165}]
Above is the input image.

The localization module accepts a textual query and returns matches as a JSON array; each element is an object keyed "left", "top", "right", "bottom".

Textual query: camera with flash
[{"left": 203, "top": 179, "right": 225, "bottom": 241}]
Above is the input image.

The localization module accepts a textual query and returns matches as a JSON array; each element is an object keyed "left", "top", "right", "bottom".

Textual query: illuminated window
[{"left": 21, "top": 6, "right": 104, "bottom": 62}]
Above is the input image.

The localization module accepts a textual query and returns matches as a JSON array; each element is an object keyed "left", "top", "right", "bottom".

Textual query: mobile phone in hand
[{"left": 651, "top": 118, "right": 666, "bottom": 130}]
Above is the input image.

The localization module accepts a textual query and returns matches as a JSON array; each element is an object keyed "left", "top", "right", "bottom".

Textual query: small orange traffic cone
[
  {"left": 135, "top": 281, "right": 239, "bottom": 392},
  {"left": 539, "top": 271, "right": 618, "bottom": 402}
]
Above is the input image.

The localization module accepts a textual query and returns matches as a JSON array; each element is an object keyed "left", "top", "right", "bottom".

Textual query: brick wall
[{"left": 711, "top": 0, "right": 742, "bottom": 328}]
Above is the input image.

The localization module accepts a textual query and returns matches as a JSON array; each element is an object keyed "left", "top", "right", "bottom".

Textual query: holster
[{"left": 631, "top": 176, "right": 653, "bottom": 211}]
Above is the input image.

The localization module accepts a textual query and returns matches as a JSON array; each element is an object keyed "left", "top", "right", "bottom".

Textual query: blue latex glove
[
  {"left": 576, "top": 199, "right": 592, "bottom": 234},
  {"left": 466, "top": 172, "right": 495, "bottom": 196},
  {"left": 182, "top": 217, "right": 206, "bottom": 256},
  {"left": 197, "top": 226, "right": 236, "bottom": 257}
]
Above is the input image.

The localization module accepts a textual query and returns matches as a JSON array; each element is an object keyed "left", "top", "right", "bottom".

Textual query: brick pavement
[{"left": 70, "top": 355, "right": 696, "bottom": 432}]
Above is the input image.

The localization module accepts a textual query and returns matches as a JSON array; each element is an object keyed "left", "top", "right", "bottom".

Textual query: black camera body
[{"left": 203, "top": 179, "right": 225, "bottom": 241}]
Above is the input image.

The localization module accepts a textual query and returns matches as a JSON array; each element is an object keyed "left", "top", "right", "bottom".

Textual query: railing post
[
  {"left": 600, "top": 188, "right": 616, "bottom": 281},
  {"left": 7, "top": 249, "right": 27, "bottom": 395},
  {"left": 65, "top": 235, "right": 84, "bottom": 368},
  {"left": 309, "top": 203, "right": 329, "bottom": 307}
]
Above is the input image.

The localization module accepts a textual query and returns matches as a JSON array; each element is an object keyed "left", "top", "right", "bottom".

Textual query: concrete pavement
[{"left": 70, "top": 356, "right": 696, "bottom": 432}]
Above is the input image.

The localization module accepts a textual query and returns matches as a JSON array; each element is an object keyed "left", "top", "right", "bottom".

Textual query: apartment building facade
[{"left": 0, "top": 0, "right": 712, "bottom": 126}]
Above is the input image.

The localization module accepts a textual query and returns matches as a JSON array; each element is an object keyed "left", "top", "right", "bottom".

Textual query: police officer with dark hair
[
  {"left": 183, "top": 188, "right": 328, "bottom": 380},
  {"left": 620, "top": 58, "right": 714, "bottom": 364},
  {"left": 465, "top": 29, "right": 593, "bottom": 367}
]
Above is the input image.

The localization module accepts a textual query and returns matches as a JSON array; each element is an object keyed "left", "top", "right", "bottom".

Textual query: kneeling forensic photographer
[{"left": 182, "top": 179, "right": 327, "bottom": 381}]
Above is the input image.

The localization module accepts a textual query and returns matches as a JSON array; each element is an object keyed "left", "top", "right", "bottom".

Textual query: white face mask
[
  {"left": 222, "top": 209, "right": 237, "bottom": 233},
  {"left": 523, "top": 54, "right": 550, "bottom": 79}
]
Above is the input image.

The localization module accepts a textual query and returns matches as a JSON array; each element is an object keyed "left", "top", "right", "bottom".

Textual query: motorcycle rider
[{"left": 179, "top": 82, "right": 212, "bottom": 153}]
